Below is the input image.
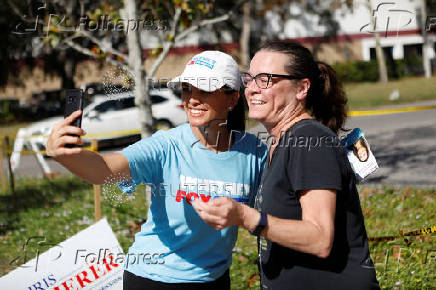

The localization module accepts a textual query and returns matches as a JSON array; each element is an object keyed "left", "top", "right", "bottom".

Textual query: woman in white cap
[{"left": 46, "top": 50, "right": 267, "bottom": 289}]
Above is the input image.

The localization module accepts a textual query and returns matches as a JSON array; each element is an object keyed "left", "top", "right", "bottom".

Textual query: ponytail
[
  {"left": 308, "top": 61, "right": 347, "bottom": 134},
  {"left": 259, "top": 40, "right": 348, "bottom": 134},
  {"left": 225, "top": 87, "right": 246, "bottom": 133}
]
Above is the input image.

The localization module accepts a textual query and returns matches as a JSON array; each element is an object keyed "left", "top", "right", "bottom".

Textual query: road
[
  {"left": 5, "top": 101, "right": 436, "bottom": 186},
  {"left": 249, "top": 101, "right": 436, "bottom": 186},
  {"left": 345, "top": 104, "right": 436, "bottom": 186}
]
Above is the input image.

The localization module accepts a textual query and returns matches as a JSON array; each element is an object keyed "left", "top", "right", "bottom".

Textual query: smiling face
[
  {"left": 244, "top": 50, "right": 307, "bottom": 129},
  {"left": 353, "top": 138, "right": 369, "bottom": 162},
  {"left": 182, "top": 85, "right": 238, "bottom": 128},
  {"left": 357, "top": 148, "right": 369, "bottom": 162}
]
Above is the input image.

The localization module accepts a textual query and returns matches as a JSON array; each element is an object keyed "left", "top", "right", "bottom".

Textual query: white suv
[{"left": 25, "top": 88, "right": 187, "bottom": 148}]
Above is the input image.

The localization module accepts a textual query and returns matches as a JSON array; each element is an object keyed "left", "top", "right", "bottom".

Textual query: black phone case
[
  {"left": 64, "top": 89, "right": 83, "bottom": 147},
  {"left": 64, "top": 89, "right": 83, "bottom": 127}
]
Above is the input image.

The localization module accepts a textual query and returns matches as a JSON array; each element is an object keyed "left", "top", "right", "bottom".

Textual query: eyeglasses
[{"left": 241, "top": 72, "right": 301, "bottom": 89}]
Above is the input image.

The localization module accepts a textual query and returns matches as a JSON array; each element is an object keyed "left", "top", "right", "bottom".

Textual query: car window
[
  {"left": 93, "top": 95, "right": 166, "bottom": 113},
  {"left": 94, "top": 100, "right": 119, "bottom": 113},
  {"left": 151, "top": 95, "right": 167, "bottom": 104},
  {"left": 93, "top": 97, "right": 135, "bottom": 113},
  {"left": 172, "top": 90, "right": 182, "bottom": 99},
  {"left": 119, "top": 97, "right": 135, "bottom": 109}
]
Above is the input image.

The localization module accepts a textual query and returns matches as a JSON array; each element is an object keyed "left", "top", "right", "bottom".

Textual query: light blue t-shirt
[{"left": 119, "top": 123, "right": 267, "bottom": 283}]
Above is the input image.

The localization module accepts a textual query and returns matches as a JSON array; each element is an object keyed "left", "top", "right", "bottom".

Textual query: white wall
[
  {"left": 283, "top": 0, "right": 420, "bottom": 38},
  {"left": 280, "top": 0, "right": 435, "bottom": 61},
  {"left": 361, "top": 34, "right": 436, "bottom": 60},
  {"left": 137, "top": 0, "right": 434, "bottom": 62}
]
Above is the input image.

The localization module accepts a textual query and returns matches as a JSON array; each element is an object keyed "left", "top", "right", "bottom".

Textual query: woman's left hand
[{"left": 192, "top": 197, "right": 244, "bottom": 230}]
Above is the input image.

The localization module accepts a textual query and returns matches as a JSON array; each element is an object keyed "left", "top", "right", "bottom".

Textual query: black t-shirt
[{"left": 255, "top": 119, "right": 380, "bottom": 290}]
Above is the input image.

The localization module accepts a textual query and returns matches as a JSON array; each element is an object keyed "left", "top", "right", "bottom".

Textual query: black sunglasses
[{"left": 241, "top": 72, "right": 301, "bottom": 89}]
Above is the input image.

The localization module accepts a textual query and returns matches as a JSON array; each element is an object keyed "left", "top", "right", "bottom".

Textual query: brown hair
[
  {"left": 259, "top": 40, "right": 348, "bottom": 134},
  {"left": 352, "top": 137, "right": 369, "bottom": 162}
]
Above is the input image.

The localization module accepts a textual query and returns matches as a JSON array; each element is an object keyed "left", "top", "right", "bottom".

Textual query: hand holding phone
[
  {"left": 64, "top": 89, "right": 84, "bottom": 147},
  {"left": 64, "top": 89, "right": 83, "bottom": 125}
]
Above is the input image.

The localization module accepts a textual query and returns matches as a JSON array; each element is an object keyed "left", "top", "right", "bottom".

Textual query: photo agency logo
[
  {"left": 9, "top": 235, "right": 165, "bottom": 272},
  {"left": 426, "top": 15, "right": 436, "bottom": 31},
  {"left": 75, "top": 249, "right": 165, "bottom": 267},
  {"left": 12, "top": 2, "right": 168, "bottom": 37},
  {"left": 9, "top": 236, "right": 63, "bottom": 272},
  {"left": 360, "top": 2, "right": 414, "bottom": 37},
  {"left": 372, "top": 246, "right": 436, "bottom": 274},
  {"left": 256, "top": 131, "right": 342, "bottom": 151}
]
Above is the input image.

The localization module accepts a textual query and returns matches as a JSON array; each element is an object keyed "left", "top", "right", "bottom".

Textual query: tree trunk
[
  {"left": 61, "top": 0, "right": 76, "bottom": 89},
  {"left": 125, "top": 0, "right": 154, "bottom": 139},
  {"left": 421, "top": 0, "right": 432, "bottom": 78},
  {"left": 60, "top": 51, "right": 76, "bottom": 89},
  {"left": 374, "top": 33, "right": 388, "bottom": 83},
  {"left": 367, "top": 0, "right": 388, "bottom": 83},
  {"left": 239, "top": 1, "right": 251, "bottom": 70}
]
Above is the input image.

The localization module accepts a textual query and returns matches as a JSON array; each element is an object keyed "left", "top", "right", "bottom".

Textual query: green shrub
[
  {"left": 0, "top": 99, "right": 20, "bottom": 123},
  {"left": 333, "top": 58, "right": 424, "bottom": 83}
]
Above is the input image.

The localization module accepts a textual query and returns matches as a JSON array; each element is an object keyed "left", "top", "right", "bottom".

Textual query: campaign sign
[{"left": 0, "top": 218, "right": 124, "bottom": 290}]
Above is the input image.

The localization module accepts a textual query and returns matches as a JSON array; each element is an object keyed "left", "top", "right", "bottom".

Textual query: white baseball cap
[{"left": 168, "top": 50, "right": 241, "bottom": 92}]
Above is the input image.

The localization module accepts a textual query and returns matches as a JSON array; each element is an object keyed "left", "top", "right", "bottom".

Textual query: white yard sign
[{"left": 0, "top": 218, "right": 124, "bottom": 290}]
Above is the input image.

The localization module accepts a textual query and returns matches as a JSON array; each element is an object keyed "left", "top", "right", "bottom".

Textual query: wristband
[{"left": 250, "top": 212, "right": 267, "bottom": 236}]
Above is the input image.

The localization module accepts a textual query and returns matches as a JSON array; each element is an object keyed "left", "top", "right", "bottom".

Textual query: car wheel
[{"left": 155, "top": 119, "right": 173, "bottom": 131}]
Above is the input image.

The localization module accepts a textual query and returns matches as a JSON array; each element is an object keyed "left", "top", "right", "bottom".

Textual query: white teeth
[
  {"left": 251, "top": 100, "right": 265, "bottom": 105},
  {"left": 191, "top": 109, "right": 203, "bottom": 114}
]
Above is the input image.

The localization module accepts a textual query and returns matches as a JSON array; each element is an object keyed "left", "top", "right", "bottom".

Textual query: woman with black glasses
[{"left": 193, "top": 41, "right": 380, "bottom": 289}]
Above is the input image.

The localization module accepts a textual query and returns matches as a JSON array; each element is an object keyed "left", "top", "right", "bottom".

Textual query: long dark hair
[
  {"left": 224, "top": 86, "right": 246, "bottom": 132},
  {"left": 259, "top": 40, "right": 348, "bottom": 134},
  {"left": 352, "top": 137, "right": 369, "bottom": 162}
]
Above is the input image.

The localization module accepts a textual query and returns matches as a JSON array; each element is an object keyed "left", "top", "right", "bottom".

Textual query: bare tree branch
[
  {"left": 148, "top": 0, "right": 247, "bottom": 78},
  {"left": 8, "top": 0, "right": 33, "bottom": 23},
  {"left": 7, "top": 0, "right": 128, "bottom": 65},
  {"left": 63, "top": 38, "right": 133, "bottom": 76},
  {"left": 7, "top": 0, "right": 46, "bottom": 26},
  {"left": 175, "top": 0, "right": 247, "bottom": 42},
  {"left": 76, "top": 30, "right": 128, "bottom": 60},
  {"left": 148, "top": 7, "right": 182, "bottom": 77},
  {"left": 175, "top": 14, "right": 229, "bottom": 42},
  {"left": 162, "top": 1, "right": 175, "bottom": 19}
]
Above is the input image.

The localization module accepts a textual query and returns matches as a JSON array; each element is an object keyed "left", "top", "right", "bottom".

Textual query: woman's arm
[
  {"left": 193, "top": 189, "right": 336, "bottom": 258},
  {"left": 46, "top": 110, "right": 130, "bottom": 184}
]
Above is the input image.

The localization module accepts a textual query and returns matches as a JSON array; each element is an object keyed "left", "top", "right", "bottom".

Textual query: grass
[
  {"left": 230, "top": 185, "right": 436, "bottom": 289},
  {"left": 1, "top": 177, "right": 435, "bottom": 288},
  {"left": 345, "top": 77, "right": 436, "bottom": 109},
  {"left": 0, "top": 177, "right": 148, "bottom": 276},
  {"left": 360, "top": 186, "right": 436, "bottom": 289}
]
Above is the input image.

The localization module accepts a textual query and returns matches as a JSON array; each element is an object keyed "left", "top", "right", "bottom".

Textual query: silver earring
[{"left": 228, "top": 106, "right": 233, "bottom": 111}]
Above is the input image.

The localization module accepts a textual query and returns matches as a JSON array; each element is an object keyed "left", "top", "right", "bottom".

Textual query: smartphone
[{"left": 64, "top": 89, "right": 83, "bottom": 147}]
